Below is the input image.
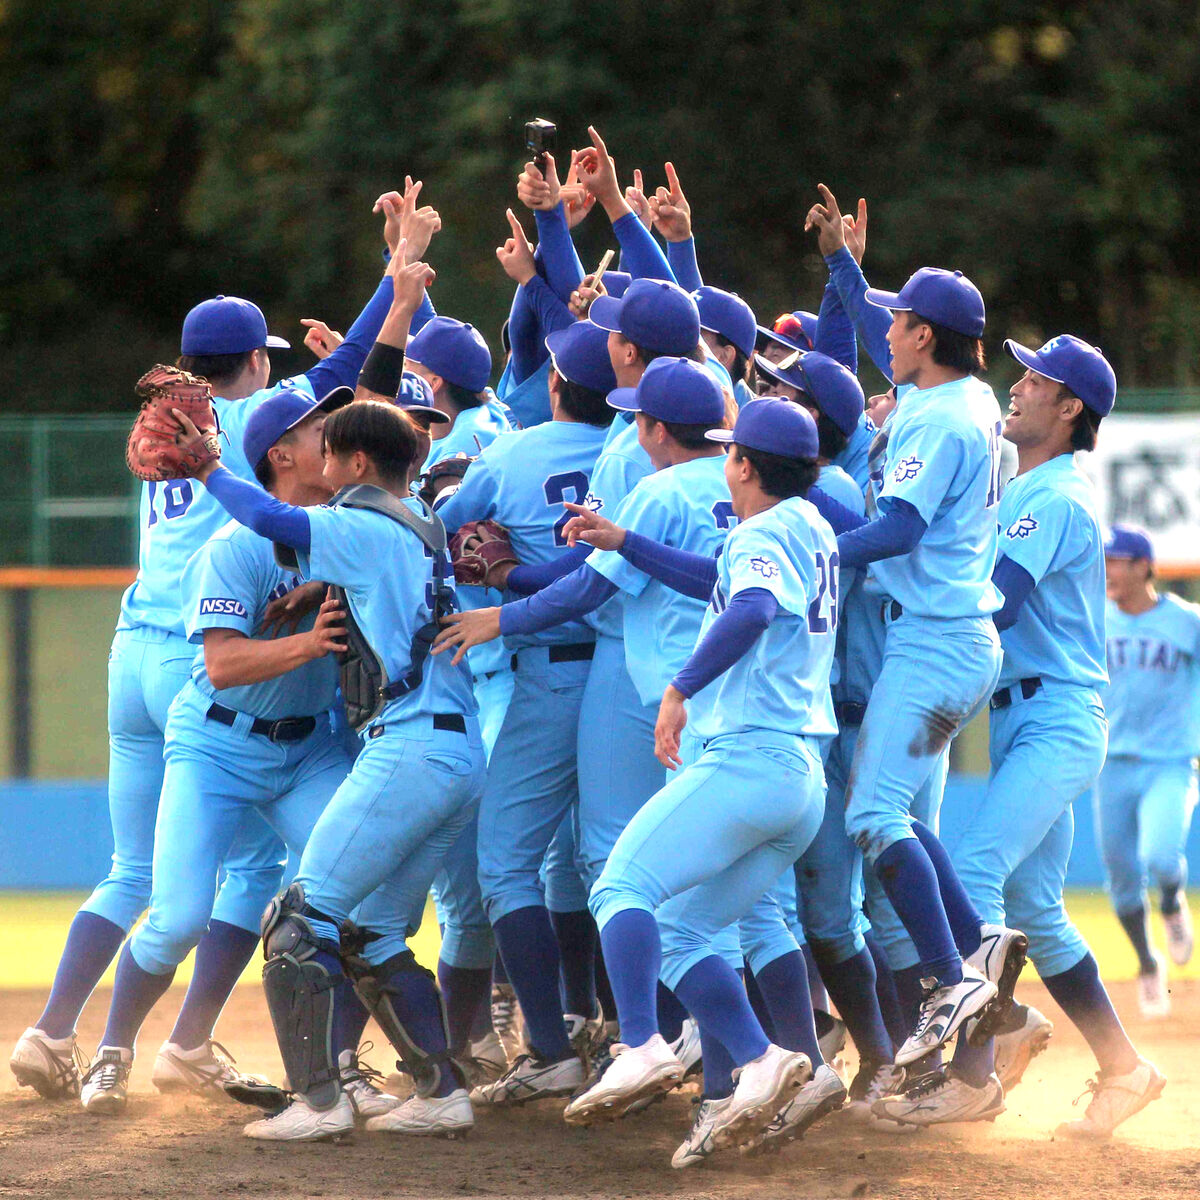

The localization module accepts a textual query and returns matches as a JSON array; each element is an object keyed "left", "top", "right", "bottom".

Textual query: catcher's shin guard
[
  {"left": 342, "top": 936, "right": 459, "bottom": 1099},
  {"left": 260, "top": 884, "right": 341, "bottom": 1109}
]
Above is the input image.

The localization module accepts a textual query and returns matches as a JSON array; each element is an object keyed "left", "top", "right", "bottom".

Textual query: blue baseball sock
[
  {"left": 864, "top": 928, "right": 910, "bottom": 1049},
  {"left": 594, "top": 940, "right": 616, "bottom": 1024},
  {"left": 674, "top": 955, "right": 770, "bottom": 1067},
  {"left": 37, "top": 911, "right": 126, "bottom": 1039},
  {"left": 893, "top": 963, "right": 928, "bottom": 1029},
  {"left": 549, "top": 908, "right": 598, "bottom": 1018},
  {"left": 438, "top": 961, "right": 493, "bottom": 1055},
  {"left": 950, "top": 1028, "right": 995, "bottom": 1086},
  {"left": 811, "top": 943, "right": 894, "bottom": 1064},
  {"left": 1041, "top": 953, "right": 1138, "bottom": 1075},
  {"left": 493, "top": 906, "right": 572, "bottom": 1061},
  {"left": 1160, "top": 881, "right": 1182, "bottom": 916},
  {"left": 802, "top": 942, "right": 830, "bottom": 1013},
  {"left": 493, "top": 949, "right": 510, "bottom": 986},
  {"left": 333, "top": 975, "right": 372, "bottom": 1058},
  {"left": 101, "top": 944, "right": 176, "bottom": 1050},
  {"left": 753, "top": 951, "right": 823, "bottom": 1065},
  {"left": 744, "top": 963, "right": 778, "bottom": 1042},
  {"left": 700, "top": 1021, "right": 735, "bottom": 1099},
  {"left": 1116, "top": 905, "right": 1157, "bottom": 975},
  {"left": 375, "top": 956, "right": 456, "bottom": 1097},
  {"left": 597, "top": 909, "right": 661, "bottom": 1048},
  {"left": 168, "top": 920, "right": 259, "bottom": 1050},
  {"left": 911, "top": 820, "right": 983, "bottom": 958},
  {"left": 873, "top": 840, "right": 962, "bottom": 985},
  {"left": 657, "top": 982, "right": 687, "bottom": 1043}
]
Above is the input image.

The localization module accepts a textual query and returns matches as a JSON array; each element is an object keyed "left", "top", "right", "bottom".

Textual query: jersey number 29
[{"left": 807, "top": 551, "right": 839, "bottom": 634}]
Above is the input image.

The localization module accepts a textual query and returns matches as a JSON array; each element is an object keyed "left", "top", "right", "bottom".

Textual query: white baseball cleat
[
  {"left": 491, "top": 983, "right": 526, "bottom": 1063},
  {"left": 671, "top": 1095, "right": 731, "bottom": 1169},
  {"left": 10, "top": 1027, "right": 84, "bottom": 1099},
  {"left": 965, "top": 924, "right": 1028, "bottom": 1044},
  {"left": 151, "top": 1038, "right": 268, "bottom": 1096},
  {"left": 1055, "top": 1058, "right": 1166, "bottom": 1139},
  {"left": 896, "top": 967, "right": 997, "bottom": 1066},
  {"left": 564, "top": 1010, "right": 607, "bottom": 1060},
  {"left": 669, "top": 1017, "right": 703, "bottom": 1077},
  {"left": 873, "top": 1067, "right": 1004, "bottom": 1126},
  {"left": 844, "top": 1060, "right": 908, "bottom": 1126},
  {"left": 993, "top": 1004, "right": 1053, "bottom": 1092},
  {"left": 243, "top": 1091, "right": 356, "bottom": 1141},
  {"left": 338, "top": 1048, "right": 399, "bottom": 1119},
  {"left": 80, "top": 1046, "right": 133, "bottom": 1115},
  {"left": 470, "top": 1052, "right": 585, "bottom": 1107},
  {"left": 365, "top": 1088, "right": 473, "bottom": 1137},
  {"left": 1162, "top": 899, "right": 1193, "bottom": 967},
  {"left": 744, "top": 1062, "right": 847, "bottom": 1153},
  {"left": 711, "top": 1045, "right": 812, "bottom": 1149},
  {"left": 817, "top": 1015, "right": 847, "bottom": 1064},
  {"left": 465, "top": 1030, "right": 508, "bottom": 1084},
  {"left": 562, "top": 1034, "right": 683, "bottom": 1125},
  {"left": 1136, "top": 955, "right": 1170, "bottom": 1019}
]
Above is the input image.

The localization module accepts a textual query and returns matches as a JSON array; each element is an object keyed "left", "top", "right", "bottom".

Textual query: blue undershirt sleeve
[
  {"left": 992, "top": 555, "right": 1036, "bottom": 631},
  {"left": 506, "top": 544, "right": 591, "bottom": 595},
  {"left": 825, "top": 247, "right": 893, "bottom": 380},
  {"left": 808, "top": 486, "right": 871, "bottom": 535},
  {"left": 303, "top": 274, "right": 394, "bottom": 395},
  {"left": 534, "top": 204, "right": 586, "bottom": 302},
  {"left": 523, "top": 274, "right": 576, "bottom": 339},
  {"left": 666, "top": 237, "right": 702, "bottom": 292},
  {"left": 671, "top": 587, "right": 778, "bottom": 698},
  {"left": 836, "top": 499, "right": 927, "bottom": 571},
  {"left": 499, "top": 564, "right": 618, "bottom": 636},
  {"left": 505, "top": 272, "right": 543, "bottom": 386},
  {"left": 611, "top": 212, "right": 676, "bottom": 283},
  {"left": 619, "top": 530, "right": 718, "bottom": 601},
  {"left": 205, "top": 466, "right": 311, "bottom": 552},
  {"left": 813, "top": 279, "right": 858, "bottom": 372}
]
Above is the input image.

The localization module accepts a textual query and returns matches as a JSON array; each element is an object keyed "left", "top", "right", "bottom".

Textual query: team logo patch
[
  {"left": 1006, "top": 513, "right": 1039, "bottom": 539},
  {"left": 582, "top": 491, "right": 603, "bottom": 512},
  {"left": 199, "top": 597, "right": 248, "bottom": 617},
  {"left": 893, "top": 455, "right": 924, "bottom": 483},
  {"left": 749, "top": 556, "right": 780, "bottom": 579}
]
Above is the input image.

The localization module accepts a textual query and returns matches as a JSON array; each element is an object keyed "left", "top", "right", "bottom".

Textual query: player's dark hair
[
  {"left": 322, "top": 399, "right": 419, "bottom": 487},
  {"left": 904, "top": 313, "right": 986, "bottom": 376},
  {"left": 175, "top": 350, "right": 257, "bottom": 388},
  {"left": 443, "top": 380, "right": 484, "bottom": 412},
  {"left": 812, "top": 409, "right": 849, "bottom": 461},
  {"left": 1068, "top": 396, "right": 1103, "bottom": 453},
  {"left": 637, "top": 342, "right": 706, "bottom": 369},
  {"left": 710, "top": 334, "right": 751, "bottom": 384},
  {"left": 643, "top": 416, "right": 713, "bottom": 451},
  {"left": 553, "top": 376, "right": 616, "bottom": 427},
  {"left": 252, "top": 426, "right": 301, "bottom": 492},
  {"left": 733, "top": 445, "right": 820, "bottom": 499}
]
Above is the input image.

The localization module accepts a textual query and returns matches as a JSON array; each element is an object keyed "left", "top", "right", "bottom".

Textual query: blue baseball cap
[
  {"left": 242, "top": 385, "right": 353, "bottom": 469},
  {"left": 396, "top": 371, "right": 449, "bottom": 425},
  {"left": 1004, "top": 334, "right": 1116, "bottom": 417},
  {"left": 756, "top": 310, "right": 817, "bottom": 355},
  {"left": 600, "top": 270, "right": 632, "bottom": 299},
  {"left": 705, "top": 396, "right": 819, "bottom": 461},
  {"left": 607, "top": 357, "right": 725, "bottom": 425},
  {"left": 181, "top": 296, "right": 291, "bottom": 356},
  {"left": 545, "top": 322, "right": 617, "bottom": 395},
  {"left": 406, "top": 316, "right": 492, "bottom": 393},
  {"left": 753, "top": 350, "right": 864, "bottom": 438},
  {"left": 1104, "top": 524, "right": 1154, "bottom": 562},
  {"left": 588, "top": 278, "right": 701, "bottom": 356},
  {"left": 865, "top": 268, "right": 986, "bottom": 338},
  {"left": 694, "top": 286, "right": 757, "bottom": 360}
]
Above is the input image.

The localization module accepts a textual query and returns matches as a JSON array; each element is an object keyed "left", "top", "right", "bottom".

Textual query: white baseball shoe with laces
[
  {"left": 562, "top": 1034, "right": 683, "bottom": 1125},
  {"left": 10, "top": 1027, "right": 85, "bottom": 1099},
  {"left": 1055, "top": 1058, "right": 1165, "bottom": 1139},
  {"left": 896, "top": 966, "right": 996, "bottom": 1066},
  {"left": 80, "top": 1046, "right": 134, "bottom": 1115}
]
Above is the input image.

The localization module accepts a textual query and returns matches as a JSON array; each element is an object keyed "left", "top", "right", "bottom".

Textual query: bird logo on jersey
[
  {"left": 750, "top": 556, "right": 780, "bottom": 580},
  {"left": 893, "top": 456, "right": 924, "bottom": 483},
  {"left": 1006, "top": 513, "right": 1039, "bottom": 540}
]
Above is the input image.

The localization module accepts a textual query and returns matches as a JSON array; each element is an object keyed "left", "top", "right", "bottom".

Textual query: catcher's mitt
[
  {"left": 416, "top": 453, "right": 474, "bottom": 506},
  {"left": 125, "top": 364, "right": 222, "bottom": 481},
  {"left": 450, "top": 520, "right": 519, "bottom": 587}
]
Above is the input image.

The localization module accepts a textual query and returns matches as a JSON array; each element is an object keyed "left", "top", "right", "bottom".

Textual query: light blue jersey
[
  {"left": 183, "top": 522, "right": 340, "bottom": 720},
  {"left": 301, "top": 501, "right": 476, "bottom": 726},
  {"left": 1104, "top": 593, "right": 1200, "bottom": 760},
  {"left": 588, "top": 454, "right": 732, "bottom": 705},
  {"left": 818, "top": 462, "right": 864, "bottom": 515},
  {"left": 436, "top": 420, "right": 609, "bottom": 650},
  {"left": 421, "top": 392, "right": 514, "bottom": 471},
  {"left": 689, "top": 496, "right": 839, "bottom": 741},
  {"left": 820, "top": 465, "right": 867, "bottom": 700},
  {"left": 868, "top": 375, "right": 1003, "bottom": 618},
  {"left": 833, "top": 411, "right": 875, "bottom": 491},
  {"left": 119, "top": 380, "right": 312, "bottom": 637},
  {"left": 995, "top": 454, "right": 1106, "bottom": 691},
  {"left": 580, "top": 419, "right": 653, "bottom": 640}
]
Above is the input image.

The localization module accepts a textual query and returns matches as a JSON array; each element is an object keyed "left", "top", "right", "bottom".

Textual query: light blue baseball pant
[
  {"left": 592, "top": 729, "right": 826, "bottom": 992},
  {"left": 431, "top": 667, "right": 514, "bottom": 969},
  {"left": 129, "top": 682, "right": 351, "bottom": 975},
  {"left": 954, "top": 685, "right": 1107, "bottom": 978},
  {"left": 298, "top": 713, "right": 486, "bottom": 965},
  {"left": 576, "top": 634, "right": 664, "bottom": 887},
  {"left": 82, "top": 627, "right": 286, "bottom": 935},
  {"left": 542, "top": 812, "right": 591, "bottom": 913},
  {"left": 739, "top": 871, "right": 805, "bottom": 976},
  {"left": 845, "top": 611, "right": 1001, "bottom": 862},
  {"left": 476, "top": 647, "right": 591, "bottom": 923},
  {"left": 1095, "top": 756, "right": 1198, "bottom": 915}
]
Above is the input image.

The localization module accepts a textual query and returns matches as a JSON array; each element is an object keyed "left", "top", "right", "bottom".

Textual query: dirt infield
[{"left": 2, "top": 978, "right": 1197, "bottom": 1200}]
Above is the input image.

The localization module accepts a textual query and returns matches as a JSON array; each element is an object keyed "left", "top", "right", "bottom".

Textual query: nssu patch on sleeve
[
  {"left": 892, "top": 456, "right": 925, "bottom": 483},
  {"left": 199, "top": 597, "right": 249, "bottom": 617},
  {"left": 749, "top": 556, "right": 781, "bottom": 579},
  {"left": 1005, "top": 513, "right": 1039, "bottom": 540}
]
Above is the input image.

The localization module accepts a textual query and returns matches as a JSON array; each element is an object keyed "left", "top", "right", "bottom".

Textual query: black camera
[{"left": 525, "top": 118, "right": 556, "bottom": 172}]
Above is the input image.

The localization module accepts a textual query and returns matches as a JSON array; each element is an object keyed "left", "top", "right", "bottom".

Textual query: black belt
[
  {"left": 990, "top": 677, "right": 1043, "bottom": 710},
  {"left": 835, "top": 701, "right": 867, "bottom": 728},
  {"left": 882, "top": 600, "right": 903, "bottom": 622},
  {"left": 511, "top": 643, "right": 595, "bottom": 670},
  {"left": 368, "top": 712, "right": 467, "bottom": 740},
  {"left": 206, "top": 703, "right": 316, "bottom": 743}
]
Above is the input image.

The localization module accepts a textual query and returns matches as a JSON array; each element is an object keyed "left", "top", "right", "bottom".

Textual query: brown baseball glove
[
  {"left": 125, "top": 364, "right": 222, "bottom": 481},
  {"left": 450, "top": 519, "right": 520, "bottom": 588}
]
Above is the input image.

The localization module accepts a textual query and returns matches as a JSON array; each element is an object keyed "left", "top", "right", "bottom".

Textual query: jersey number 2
[{"left": 544, "top": 470, "right": 589, "bottom": 546}]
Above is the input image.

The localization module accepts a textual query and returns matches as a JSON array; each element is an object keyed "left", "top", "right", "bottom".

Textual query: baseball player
[
  {"left": 876, "top": 336, "right": 1165, "bottom": 1139},
  {"left": 77, "top": 387, "right": 371, "bottom": 1117},
  {"left": 10, "top": 236, "right": 400, "bottom": 1100},
  {"left": 695, "top": 286, "right": 759, "bottom": 408},
  {"left": 1097, "top": 524, "right": 1200, "bottom": 1016}
]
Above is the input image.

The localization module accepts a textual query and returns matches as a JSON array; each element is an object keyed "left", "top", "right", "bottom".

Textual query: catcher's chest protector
[{"left": 275, "top": 484, "right": 455, "bottom": 732}]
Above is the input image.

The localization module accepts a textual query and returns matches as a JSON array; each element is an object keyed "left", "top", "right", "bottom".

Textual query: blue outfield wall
[{"left": 2, "top": 774, "right": 1197, "bottom": 891}]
